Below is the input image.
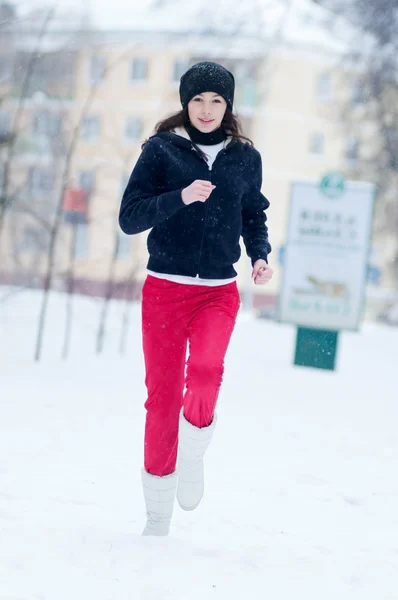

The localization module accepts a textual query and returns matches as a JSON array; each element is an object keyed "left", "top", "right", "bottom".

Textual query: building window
[
  {"left": 0, "top": 110, "right": 10, "bottom": 135},
  {"left": 345, "top": 138, "right": 359, "bottom": 165},
  {"left": 73, "top": 223, "right": 89, "bottom": 258},
  {"left": 81, "top": 116, "right": 100, "bottom": 140},
  {"left": 131, "top": 58, "right": 148, "bottom": 82},
  {"left": 78, "top": 170, "right": 96, "bottom": 192},
  {"left": 20, "top": 226, "right": 47, "bottom": 253},
  {"left": 309, "top": 132, "right": 325, "bottom": 155},
  {"left": 316, "top": 72, "right": 331, "bottom": 103},
  {"left": 238, "top": 80, "right": 257, "bottom": 108},
  {"left": 226, "top": 60, "right": 257, "bottom": 108},
  {"left": 32, "top": 110, "right": 62, "bottom": 136},
  {"left": 172, "top": 59, "right": 189, "bottom": 83},
  {"left": 89, "top": 55, "right": 105, "bottom": 83},
  {"left": 0, "top": 55, "right": 12, "bottom": 82},
  {"left": 125, "top": 117, "right": 143, "bottom": 142},
  {"left": 27, "top": 167, "right": 54, "bottom": 192},
  {"left": 116, "top": 231, "right": 131, "bottom": 259}
]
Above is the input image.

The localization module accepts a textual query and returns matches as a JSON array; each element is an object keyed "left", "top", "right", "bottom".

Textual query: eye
[
  {"left": 213, "top": 99, "right": 222, "bottom": 103},
  {"left": 193, "top": 97, "right": 203, "bottom": 102}
]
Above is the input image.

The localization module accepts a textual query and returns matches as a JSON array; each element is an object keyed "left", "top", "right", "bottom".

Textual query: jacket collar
[
  {"left": 151, "top": 128, "right": 238, "bottom": 154},
  {"left": 173, "top": 126, "right": 233, "bottom": 147},
  {"left": 173, "top": 126, "right": 192, "bottom": 142}
]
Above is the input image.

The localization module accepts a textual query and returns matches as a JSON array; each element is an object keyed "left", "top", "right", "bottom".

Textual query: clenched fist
[
  {"left": 181, "top": 180, "right": 216, "bottom": 205},
  {"left": 252, "top": 259, "right": 273, "bottom": 285}
]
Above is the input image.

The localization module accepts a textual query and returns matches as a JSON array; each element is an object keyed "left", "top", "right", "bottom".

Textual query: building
[{"left": 0, "top": 1, "right": 386, "bottom": 310}]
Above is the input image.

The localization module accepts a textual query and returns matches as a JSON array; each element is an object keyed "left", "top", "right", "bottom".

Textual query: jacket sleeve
[
  {"left": 119, "top": 139, "right": 186, "bottom": 234},
  {"left": 241, "top": 150, "right": 272, "bottom": 265}
]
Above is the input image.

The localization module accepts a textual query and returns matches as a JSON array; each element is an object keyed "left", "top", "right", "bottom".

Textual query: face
[{"left": 187, "top": 92, "right": 227, "bottom": 132}]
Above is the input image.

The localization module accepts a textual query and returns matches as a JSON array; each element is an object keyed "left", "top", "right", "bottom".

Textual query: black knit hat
[{"left": 179, "top": 61, "right": 235, "bottom": 110}]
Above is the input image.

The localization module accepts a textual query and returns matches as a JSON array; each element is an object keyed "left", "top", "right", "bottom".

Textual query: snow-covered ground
[{"left": 1, "top": 286, "right": 398, "bottom": 600}]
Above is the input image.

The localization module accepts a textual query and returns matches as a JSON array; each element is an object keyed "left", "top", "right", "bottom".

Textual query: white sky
[
  {"left": 12, "top": 0, "right": 354, "bottom": 54},
  {"left": 15, "top": 0, "right": 153, "bottom": 29}
]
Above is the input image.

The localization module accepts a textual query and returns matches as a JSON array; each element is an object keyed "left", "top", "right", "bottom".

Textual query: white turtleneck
[{"left": 196, "top": 141, "right": 225, "bottom": 169}]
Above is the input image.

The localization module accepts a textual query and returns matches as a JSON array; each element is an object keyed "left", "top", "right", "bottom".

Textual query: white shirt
[{"left": 196, "top": 141, "right": 225, "bottom": 170}]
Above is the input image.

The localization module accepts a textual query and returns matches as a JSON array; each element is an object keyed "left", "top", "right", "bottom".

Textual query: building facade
[{"left": 0, "top": 24, "right": 382, "bottom": 309}]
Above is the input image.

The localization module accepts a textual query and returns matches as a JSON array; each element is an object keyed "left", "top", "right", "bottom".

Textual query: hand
[
  {"left": 252, "top": 259, "right": 273, "bottom": 285},
  {"left": 181, "top": 180, "right": 216, "bottom": 205}
]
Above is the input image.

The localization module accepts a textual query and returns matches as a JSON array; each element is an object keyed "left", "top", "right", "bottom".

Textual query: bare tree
[
  {"left": 34, "top": 80, "right": 100, "bottom": 361},
  {"left": 0, "top": 5, "right": 94, "bottom": 361},
  {"left": 34, "top": 43, "right": 142, "bottom": 361},
  {"left": 0, "top": 6, "right": 55, "bottom": 239},
  {"left": 61, "top": 221, "right": 77, "bottom": 360},
  {"left": 313, "top": 0, "right": 398, "bottom": 285},
  {"left": 95, "top": 226, "right": 120, "bottom": 355},
  {"left": 0, "top": 4, "right": 85, "bottom": 295},
  {"left": 119, "top": 264, "right": 142, "bottom": 355}
]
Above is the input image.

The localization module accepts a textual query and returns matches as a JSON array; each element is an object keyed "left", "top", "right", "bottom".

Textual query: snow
[{"left": 1, "top": 286, "right": 398, "bottom": 599}]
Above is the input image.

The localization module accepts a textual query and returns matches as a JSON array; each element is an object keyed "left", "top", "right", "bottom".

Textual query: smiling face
[{"left": 187, "top": 92, "right": 227, "bottom": 133}]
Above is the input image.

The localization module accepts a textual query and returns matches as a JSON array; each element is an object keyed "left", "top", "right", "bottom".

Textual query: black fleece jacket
[{"left": 119, "top": 131, "right": 271, "bottom": 279}]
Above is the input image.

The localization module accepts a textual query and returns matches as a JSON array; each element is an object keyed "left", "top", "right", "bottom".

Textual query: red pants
[{"left": 141, "top": 275, "right": 240, "bottom": 476}]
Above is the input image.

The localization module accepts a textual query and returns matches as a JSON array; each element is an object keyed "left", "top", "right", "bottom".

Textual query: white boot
[
  {"left": 177, "top": 409, "right": 217, "bottom": 511},
  {"left": 141, "top": 469, "right": 177, "bottom": 536}
]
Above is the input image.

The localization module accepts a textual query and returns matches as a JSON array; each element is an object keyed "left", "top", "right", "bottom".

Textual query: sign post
[{"left": 278, "top": 172, "right": 375, "bottom": 370}]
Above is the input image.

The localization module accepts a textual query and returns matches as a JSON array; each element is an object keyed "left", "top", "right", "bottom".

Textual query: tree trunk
[
  {"left": 61, "top": 224, "right": 77, "bottom": 360},
  {"left": 0, "top": 9, "right": 54, "bottom": 246},
  {"left": 119, "top": 269, "right": 139, "bottom": 355},
  {"left": 33, "top": 47, "right": 136, "bottom": 361},
  {"left": 96, "top": 231, "right": 119, "bottom": 355}
]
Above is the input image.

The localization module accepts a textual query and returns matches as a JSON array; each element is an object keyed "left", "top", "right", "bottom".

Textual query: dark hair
[{"left": 141, "top": 107, "right": 253, "bottom": 151}]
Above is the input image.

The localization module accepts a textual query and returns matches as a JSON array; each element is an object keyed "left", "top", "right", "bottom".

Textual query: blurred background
[{"left": 0, "top": 0, "right": 397, "bottom": 359}]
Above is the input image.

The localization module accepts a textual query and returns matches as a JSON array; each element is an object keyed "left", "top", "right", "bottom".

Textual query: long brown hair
[{"left": 142, "top": 107, "right": 253, "bottom": 150}]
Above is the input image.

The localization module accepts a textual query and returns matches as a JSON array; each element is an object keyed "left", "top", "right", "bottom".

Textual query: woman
[{"left": 119, "top": 61, "right": 273, "bottom": 536}]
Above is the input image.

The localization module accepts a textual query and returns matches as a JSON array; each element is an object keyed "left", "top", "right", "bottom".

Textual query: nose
[{"left": 202, "top": 102, "right": 212, "bottom": 115}]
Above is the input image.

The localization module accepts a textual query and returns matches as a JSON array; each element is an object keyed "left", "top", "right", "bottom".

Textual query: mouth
[{"left": 198, "top": 118, "right": 214, "bottom": 125}]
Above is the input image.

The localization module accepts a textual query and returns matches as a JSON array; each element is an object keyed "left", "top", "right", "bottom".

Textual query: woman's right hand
[{"left": 181, "top": 180, "right": 216, "bottom": 205}]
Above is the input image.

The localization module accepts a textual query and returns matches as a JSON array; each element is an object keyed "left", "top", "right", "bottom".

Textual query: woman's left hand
[{"left": 252, "top": 259, "right": 273, "bottom": 285}]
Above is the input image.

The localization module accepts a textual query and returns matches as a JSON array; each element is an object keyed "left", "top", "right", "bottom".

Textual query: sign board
[
  {"left": 279, "top": 174, "right": 375, "bottom": 331},
  {"left": 63, "top": 188, "right": 89, "bottom": 224}
]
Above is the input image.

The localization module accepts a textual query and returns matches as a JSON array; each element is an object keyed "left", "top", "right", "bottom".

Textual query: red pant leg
[
  {"left": 142, "top": 277, "right": 188, "bottom": 476},
  {"left": 183, "top": 283, "right": 240, "bottom": 428}
]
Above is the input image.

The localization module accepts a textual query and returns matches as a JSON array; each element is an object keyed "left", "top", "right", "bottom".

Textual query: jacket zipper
[{"left": 191, "top": 145, "right": 226, "bottom": 276}]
